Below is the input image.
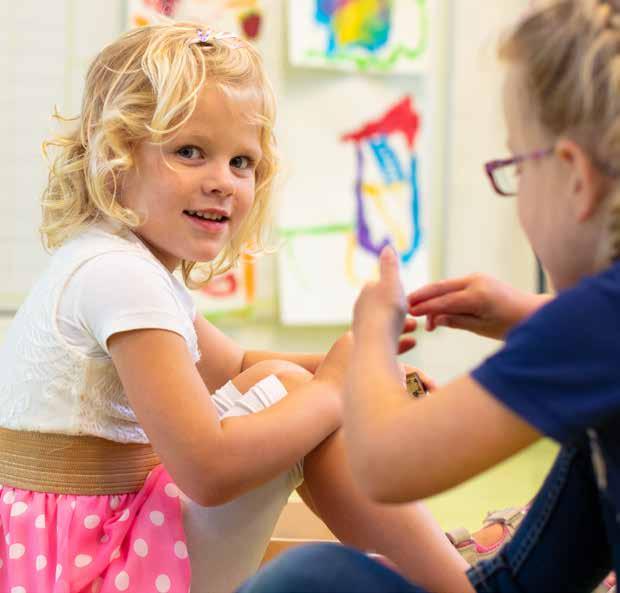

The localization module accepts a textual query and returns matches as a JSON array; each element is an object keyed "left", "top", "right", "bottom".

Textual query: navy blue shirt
[{"left": 472, "top": 261, "right": 620, "bottom": 570}]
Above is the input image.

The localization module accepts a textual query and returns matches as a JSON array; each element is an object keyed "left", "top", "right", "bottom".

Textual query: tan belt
[{"left": 0, "top": 427, "right": 160, "bottom": 495}]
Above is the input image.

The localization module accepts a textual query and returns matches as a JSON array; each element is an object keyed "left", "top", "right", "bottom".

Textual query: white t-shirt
[{"left": 0, "top": 221, "right": 200, "bottom": 443}]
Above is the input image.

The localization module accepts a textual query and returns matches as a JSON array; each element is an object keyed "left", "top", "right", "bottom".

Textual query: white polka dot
[
  {"left": 149, "top": 511, "right": 164, "bottom": 526},
  {"left": 9, "top": 543, "right": 25, "bottom": 559},
  {"left": 35, "top": 514, "right": 45, "bottom": 529},
  {"left": 133, "top": 538, "right": 148, "bottom": 557},
  {"left": 84, "top": 515, "right": 101, "bottom": 529},
  {"left": 164, "top": 483, "right": 180, "bottom": 498},
  {"left": 75, "top": 554, "right": 92, "bottom": 568},
  {"left": 91, "top": 577, "right": 103, "bottom": 593},
  {"left": 174, "top": 541, "right": 188, "bottom": 559},
  {"left": 10, "top": 502, "right": 27, "bottom": 517},
  {"left": 155, "top": 574, "right": 171, "bottom": 593},
  {"left": 100, "top": 534, "right": 110, "bottom": 544},
  {"left": 36, "top": 555, "right": 47, "bottom": 571},
  {"left": 115, "top": 570, "right": 130, "bottom": 591},
  {"left": 109, "top": 496, "right": 120, "bottom": 510},
  {"left": 3, "top": 491, "right": 15, "bottom": 504},
  {"left": 110, "top": 547, "right": 120, "bottom": 561},
  {"left": 11, "top": 586, "right": 26, "bottom": 593},
  {"left": 56, "top": 564, "right": 62, "bottom": 580},
  {"left": 118, "top": 509, "right": 130, "bottom": 522},
  {"left": 5, "top": 533, "right": 10, "bottom": 544}
]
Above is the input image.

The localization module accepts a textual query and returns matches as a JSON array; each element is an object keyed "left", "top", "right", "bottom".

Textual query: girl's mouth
[{"left": 183, "top": 210, "right": 230, "bottom": 232}]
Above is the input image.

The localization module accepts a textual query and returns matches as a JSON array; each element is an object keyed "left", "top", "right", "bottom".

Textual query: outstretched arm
[{"left": 346, "top": 248, "right": 540, "bottom": 503}]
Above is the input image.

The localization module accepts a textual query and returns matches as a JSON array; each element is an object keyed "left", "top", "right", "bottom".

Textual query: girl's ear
[{"left": 555, "top": 138, "right": 607, "bottom": 222}]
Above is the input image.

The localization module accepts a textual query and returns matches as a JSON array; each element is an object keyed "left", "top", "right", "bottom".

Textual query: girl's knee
[{"left": 232, "top": 360, "right": 312, "bottom": 395}]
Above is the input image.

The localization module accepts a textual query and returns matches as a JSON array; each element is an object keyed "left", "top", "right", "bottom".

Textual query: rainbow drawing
[
  {"left": 277, "top": 96, "right": 429, "bottom": 324},
  {"left": 289, "top": 0, "right": 429, "bottom": 73}
]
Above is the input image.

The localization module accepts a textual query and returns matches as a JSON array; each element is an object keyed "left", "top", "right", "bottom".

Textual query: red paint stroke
[
  {"left": 200, "top": 272, "right": 238, "bottom": 298},
  {"left": 240, "top": 11, "right": 262, "bottom": 39},
  {"left": 143, "top": 0, "right": 181, "bottom": 16},
  {"left": 341, "top": 96, "right": 420, "bottom": 150}
]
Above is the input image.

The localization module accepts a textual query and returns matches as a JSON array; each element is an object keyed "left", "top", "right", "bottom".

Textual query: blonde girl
[
  {"left": 237, "top": 1, "right": 620, "bottom": 592},
  {"left": 0, "top": 21, "right": 469, "bottom": 593}
]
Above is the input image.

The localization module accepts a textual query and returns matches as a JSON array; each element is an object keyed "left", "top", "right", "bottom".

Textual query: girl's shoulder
[{"left": 55, "top": 220, "right": 153, "bottom": 265}]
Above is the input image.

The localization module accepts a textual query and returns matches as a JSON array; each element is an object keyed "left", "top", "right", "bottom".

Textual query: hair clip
[{"left": 189, "top": 28, "right": 243, "bottom": 48}]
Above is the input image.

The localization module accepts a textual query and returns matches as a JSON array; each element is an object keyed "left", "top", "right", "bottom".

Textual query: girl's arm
[
  {"left": 109, "top": 328, "right": 341, "bottom": 506},
  {"left": 408, "top": 274, "right": 553, "bottom": 340},
  {"left": 193, "top": 314, "right": 322, "bottom": 392},
  {"left": 346, "top": 248, "right": 540, "bottom": 503}
]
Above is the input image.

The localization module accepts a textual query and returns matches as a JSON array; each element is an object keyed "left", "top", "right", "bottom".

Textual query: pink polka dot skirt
[{"left": 0, "top": 465, "right": 190, "bottom": 592}]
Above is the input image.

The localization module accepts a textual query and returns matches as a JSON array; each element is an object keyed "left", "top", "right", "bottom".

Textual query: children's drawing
[
  {"left": 189, "top": 256, "right": 257, "bottom": 320},
  {"left": 342, "top": 96, "right": 422, "bottom": 267},
  {"left": 128, "top": 0, "right": 264, "bottom": 40},
  {"left": 278, "top": 96, "right": 429, "bottom": 325},
  {"left": 288, "top": 0, "right": 429, "bottom": 73}
]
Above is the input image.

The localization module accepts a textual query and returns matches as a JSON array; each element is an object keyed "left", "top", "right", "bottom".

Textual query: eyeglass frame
[{"left": 484, "top": 147, "right": 554, "bottom": 197}]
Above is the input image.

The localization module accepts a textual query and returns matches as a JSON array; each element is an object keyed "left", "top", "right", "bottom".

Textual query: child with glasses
[{"left": 237, "top": 1, "right": 620, "bottom": 592}]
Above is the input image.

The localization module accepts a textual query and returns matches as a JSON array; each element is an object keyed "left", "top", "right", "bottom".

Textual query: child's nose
[{"left": 201, "top": 162, "right": 235, "bottom": 197}]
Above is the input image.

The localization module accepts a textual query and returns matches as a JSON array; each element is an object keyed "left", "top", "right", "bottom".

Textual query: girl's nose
[{"left": 201, "top": 162, "right": 235, "bottom": 198}]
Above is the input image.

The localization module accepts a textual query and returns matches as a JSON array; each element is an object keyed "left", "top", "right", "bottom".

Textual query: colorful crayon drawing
[
  {"left": 278, "top": 96, "right": 429, "bottom": 325},
  {"left": 289, "top": 0, "right": 429, "bottom": 73},
  {"left": 316, "top": 0, "right": 392, "bottom": 56},
  {"left": 342, "top": 96, "right": 422, "bottom": 275},
  {"left": 128, "top": 0, "right": 264, "bottom": 40},
  {"left": 190, "top": 256, "right": 257, "bottom": 320}
]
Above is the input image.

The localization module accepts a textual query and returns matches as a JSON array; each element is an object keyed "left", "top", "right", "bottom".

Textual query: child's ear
[{"left": 556, "top": 137, "right": 606, "bottom": 222}]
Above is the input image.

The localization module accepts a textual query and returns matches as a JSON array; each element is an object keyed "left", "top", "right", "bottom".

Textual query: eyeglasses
[{"left": 484, "top": 147, "right": 554, "bottom": 197}]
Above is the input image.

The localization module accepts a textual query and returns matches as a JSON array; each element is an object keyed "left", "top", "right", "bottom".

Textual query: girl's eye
[
  {"left": 231, "top": 156, "right": 252, "bottom": 170},
  {"left": 177, "top": 146, "right": 202, "bottom": 160}
]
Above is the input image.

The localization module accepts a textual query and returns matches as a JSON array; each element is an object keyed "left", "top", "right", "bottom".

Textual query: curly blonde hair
[
  {"left": 499, "top": 0, "right": 620, "bottom": 263},
  {"left": 41, "top": 21, "right": 278, "bottom": 286}
]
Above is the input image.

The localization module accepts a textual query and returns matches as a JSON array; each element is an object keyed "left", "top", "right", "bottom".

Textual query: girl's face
[
  {"left": 503, "top": 65, "right": 606, "bottom": 291},
  {"left": 120, "top": 85, "right": 262, "bottom": 271}
]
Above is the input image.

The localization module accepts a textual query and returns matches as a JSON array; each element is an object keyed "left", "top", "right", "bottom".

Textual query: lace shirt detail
[{"left": 0, "top": 223, "right": 199, "bottom": 443}]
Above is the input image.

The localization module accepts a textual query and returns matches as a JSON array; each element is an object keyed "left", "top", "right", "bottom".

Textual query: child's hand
[
  {"left": 407, "top": 274, "right": 552, "bottom": 340},
  {"left": 353, "top": 246, "right": 409, "bottom": 349}
]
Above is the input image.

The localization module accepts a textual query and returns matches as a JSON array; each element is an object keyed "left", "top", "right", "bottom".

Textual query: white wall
[
  {"left": 0, "top": 0, "right": 125, "bottom": 310},
  {"left": 1, "top": 1, "right": 535, "bottom": 381}
]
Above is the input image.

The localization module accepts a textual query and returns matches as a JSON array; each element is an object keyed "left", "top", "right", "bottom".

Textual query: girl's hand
[
  {"left": 407, "top": 274, "right": 552, "bottom": 340},
  {"left": 314, "top": 320, "right": 418, "bottom": 393},
  {"left": 353, "top": 246, "right": 409, "bottom": 350}
]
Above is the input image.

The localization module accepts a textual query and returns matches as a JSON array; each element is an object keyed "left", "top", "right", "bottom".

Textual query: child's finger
[
  {"left": 378, "top": 245, "right": 400, "bottom": 287},
  {"left": 402, "top": 315, "right": 417, "bottom": 334},
  {"left": 397, "top": 336, "right": 417, "bottom": 354},
  {"left": 408, "top": 289, "right": 477, "bottom": 317},
  {"left": 433, "top": 314, "right": 486, "bottom": 333},
  {"left": 407, "top": 277, "right": 469, "bottom": 307},
  {"left": 415, "top": 369, "right": 438, "bottom": 392}
]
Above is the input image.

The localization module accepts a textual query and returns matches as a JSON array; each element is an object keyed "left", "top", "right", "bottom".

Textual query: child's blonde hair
[
  {"left": 500, "top": 0, "right": 620, "bottom": 262},
  {"left": 41, "top": 21, "right": 278, "bottom": 286}
]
